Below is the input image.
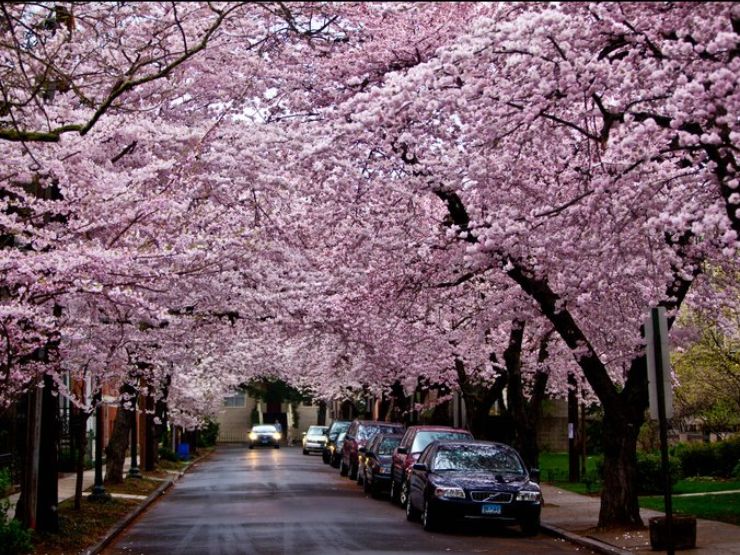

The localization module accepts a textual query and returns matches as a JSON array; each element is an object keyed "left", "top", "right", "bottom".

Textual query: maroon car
[
  {"left": 340, "top": 419, "right": 405, "bottom": 480},
  {"left": 389, "top": 425, "right": 474, "bottom": 505}
]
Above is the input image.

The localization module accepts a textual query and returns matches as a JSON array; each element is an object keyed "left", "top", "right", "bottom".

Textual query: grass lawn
[
  {"left": 640, "top": 493, "right": 740, "bottom": 526},
  {"left": 540, "top": 452, "right": 740, "bottom": 524}
]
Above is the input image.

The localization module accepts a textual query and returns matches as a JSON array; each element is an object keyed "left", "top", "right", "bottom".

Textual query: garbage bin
[{"left": 177, "top": 442, "right": 190, "bottom": 460}]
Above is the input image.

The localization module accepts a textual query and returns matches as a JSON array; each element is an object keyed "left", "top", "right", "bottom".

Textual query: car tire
[
  {"left": 331, "top": 454, "right": 340, "bottom": 468},
  {"left": 406, "top": 494, "right": 421, "bottom": 522},
  {"left": 422, "top": 498, "right": 440, "bottom": 532},
  {"left": 340, "top": 459, "right": 349, "bottom": 476},
  {"left": 520, "top": 518, "right": 540, "bottom": 537},
  {"left": 248, "top": 444, "right": 254, "bottom": 449},
  {"left": 390, "top": 478, "right": 400, "bottom": 505},
  {"left": 322, "top": 452, "right": 330, "bottom": 464},
  {"left": 303, "top": 449, "right": 309, "bottom": 455},
  {"left": 400, "top": 480, "right": 409, "bottom": 507},
  {"left": 274, "top": 444, "right": 280, "bottom": 449},
  {"left": 370, "top": 480, "right": 381, "bottom": 499},
  {"left": 349, "top": 462, "right": 358, "bottom": 481}
]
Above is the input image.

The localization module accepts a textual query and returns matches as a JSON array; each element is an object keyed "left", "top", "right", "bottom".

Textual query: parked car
[
  {"left": 341, "top": 420, "right": 405, "bottom": 480},
  {"left": 360, "top": 433, "right": 403, "bottom": 498},
  {"left": 390, "top": 425, "right": 474, "bottom": 505},
  {"left": 302, "top": 425, "right": 329, "bottom": 455},
  {"left": 323, "top": 420, "right": 351, "bottom": 465},
  {"left": 248, "top": 424, "right": 281, "bottom": 449},
  {"left": 329, "top": 432, "right": 347, "bottom": 468},
  {"left": 405, "top": 439, "right": 541, "bottom": 535}
]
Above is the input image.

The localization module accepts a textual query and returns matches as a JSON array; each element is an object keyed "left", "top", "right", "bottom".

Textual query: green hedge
[
  {"left": 0, "top": 469, "right": 32, "bottom": 555},
  {"left": 636, "top": 453, "right": 682, "bottom": 494},
  {"left": 674, "top": 436, "right": 740, "bottom": 478}
]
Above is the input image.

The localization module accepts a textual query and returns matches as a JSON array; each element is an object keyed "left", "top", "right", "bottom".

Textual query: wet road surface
[{"left": 105, "top": 445, "right": 590, "bottom": 554}]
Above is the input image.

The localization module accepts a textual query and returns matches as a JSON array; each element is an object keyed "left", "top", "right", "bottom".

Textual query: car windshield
[
  {"left": 307, "top": 426, "right": 327, "bottom": 435},
  {"left": 377, "top": 437, "right": 401, "bottom": 455},
  {"left": 252, "top": 425, "right": 277, "bottom": 433},
  {"left": 432, "top": 444, "right": 525, "bottom": 474},
  {"left": 329, "top": 422, "right": 350, "bottom": 437},
  {"left": 358, "top": 424, "right": 403, "bottom": 441},
  {"left": 336, "top": 432, "right": 347, "bottom": 447},
  {"left": 411, "top": 431, "right": 472, "bottom": 454}
]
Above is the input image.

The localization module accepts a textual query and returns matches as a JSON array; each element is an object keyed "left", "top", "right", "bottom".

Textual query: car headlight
[
  {"left": 378, "top": 467, "right": 389, "bottom": 474},
  {"left": 434, "top": 487, "right": 466, "bottom": 499},
  {"left": 273, "top": 432, "right": 281, "bottom": 440},
  {"left": 249, "top": 432, "right": 257, "bottom": 440},
  {"left": 516, "top": 490, "right": 542, "bottom": 502},
  {"left": 329, "top": 445, "right": 335, "bottom": 452}
]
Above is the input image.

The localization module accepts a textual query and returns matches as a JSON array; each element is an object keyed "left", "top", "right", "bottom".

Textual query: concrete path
[{"left": 541, "top": 484, "right": 740, "bottom": 553}]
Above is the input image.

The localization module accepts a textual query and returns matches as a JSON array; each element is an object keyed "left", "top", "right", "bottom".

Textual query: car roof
[
  {"left": 354, "top": 420, "right": 404, "bottom": 426},
  {"left": 408, "top": 425, "right": 471, "bottom": 433}
]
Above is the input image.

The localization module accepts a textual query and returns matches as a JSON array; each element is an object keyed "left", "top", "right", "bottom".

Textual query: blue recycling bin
[{"left": 177, "top": 442, "right": 190, "bottom": 460}]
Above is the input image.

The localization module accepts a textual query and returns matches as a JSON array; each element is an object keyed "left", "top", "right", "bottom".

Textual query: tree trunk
[
  {"left": 105, "top": 383, "right": 137, "bottom": 484},
  {"left": 37, "top": 374, "right": 59, "bottom": 532},
  {"left": 599, "top": 404, "right": 643, "bottom": 528}
]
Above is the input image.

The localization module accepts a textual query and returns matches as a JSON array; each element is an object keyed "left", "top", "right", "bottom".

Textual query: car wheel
[
  {"left": 274, "top": 444, "right": 280, "bottom": 449},
  {"left": 248, "top": 444, "right": 254, "bottom": 449},
  {"left": 340, "top": 459, "right": 349, "bottom": 476},
  {"left": 349, "top": 462, "right": 358, "bottom": 481},
  {"left": 322, "top": 452, "right": 330, "bottom": 464},
  {"left": 370, "top": 480, "right": 381, "bottom": 499},
  {"left": 520, "top": 517, "right": 540, "bottom": 537},
  {"left": 303, "top": 448, "right": 309, "bottom": 455},
  {"left": 405, "top": 494, "right": 421, "bottom": 522},
  {"left": 331, "top": 454, "right": 340, "bottom": 468},
  {"left": 399, "top": 480, "right": 409, "bottom": 507},
  {"left": 422, "top": 498, "right": 439, "bottom": 532},
  {"left": 390, "top": 478, "right": 400, "bottom": 505}
]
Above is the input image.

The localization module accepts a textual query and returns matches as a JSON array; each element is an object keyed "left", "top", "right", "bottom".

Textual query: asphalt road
[{"left": 105, "top": 445, "right": 590, "bottom": 555}]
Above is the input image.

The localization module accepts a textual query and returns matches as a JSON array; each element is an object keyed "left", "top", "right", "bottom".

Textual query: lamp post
[
  {"left": 127, "top": 396, "right": 142, "bottom": 478},
  {"left": 88, "top": 387, "right": 110, "bottom": 501}
]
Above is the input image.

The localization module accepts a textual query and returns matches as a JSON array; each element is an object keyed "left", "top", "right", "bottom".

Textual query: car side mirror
[
  {"left": 397, "top": 446, "right": 408, "bottom": 455},
  {"left": 529, "top": 468, "right": 540, "bottom": 483},
  {"left": 358, "top": 447, "right": 366, "bottom": 454},
  {"left": 412, "top": 463, "right": 427, "bottom": 472},
  {"left": 302, "top": 432, "right": 307, "bottom": 436}
]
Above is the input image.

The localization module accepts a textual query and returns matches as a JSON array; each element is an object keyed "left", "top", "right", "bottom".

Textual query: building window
[{"left": 224, "top": 393, "right": 246, "bottom": 408}]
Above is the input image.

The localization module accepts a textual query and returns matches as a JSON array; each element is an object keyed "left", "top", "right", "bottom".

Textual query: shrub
[
  {"left": 158, "top": 447, "right": 179, "bottom": 462},
  {"left": 636, "top": 453, "right": 681, "bottom": 494},
  {"left": 676, "top": 436, "right": 740, "bottom": 478},
  {"left": 732, "top": 461, "right": 740, "bottom": 479},
  {"left": 0, "top": 469, "right": 32, "bottom": 555},
  {"left": 197, "top": 420, "right": 219, "bottom": 448}
]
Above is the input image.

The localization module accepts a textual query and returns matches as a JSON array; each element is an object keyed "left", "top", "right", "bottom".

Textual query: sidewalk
[{"left": 541, "top": 484, "right": 740, "bottom": 553}]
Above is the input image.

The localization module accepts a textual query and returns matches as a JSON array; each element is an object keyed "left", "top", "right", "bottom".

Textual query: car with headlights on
[
  {"left": 360, "top": 433, "right": 402, "bottom": 498},
  {"left": 323, "top": 420, "right": 351, "bottom": 465},
  {"left": 405, "top": 440, "right": 541, "bottom": 535},
  {"left": 302, "top": 425, "right": 329, "bottom": 455},
  {"left": 248, "top": 424, "right": 281, "bottom": 449},
  {"left": 390, "top": 425, "right": 474, "bottom": 505}
]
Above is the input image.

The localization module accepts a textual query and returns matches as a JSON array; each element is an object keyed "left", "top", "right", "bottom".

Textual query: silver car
[{"left": 302, "top": 425, "right": 329, "bottom": 455}]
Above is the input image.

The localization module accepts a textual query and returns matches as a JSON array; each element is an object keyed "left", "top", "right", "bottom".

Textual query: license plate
[{"left": 482, "top": 504, "right": 502, "bottom": 515}]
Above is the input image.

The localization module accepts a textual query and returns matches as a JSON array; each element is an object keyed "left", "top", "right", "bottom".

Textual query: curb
[
  {"left": 540, "top": 522, "right": 632, "bottom": 555},
  {"left": 83, "top": 449, "right": 214, "bottom": 555}
]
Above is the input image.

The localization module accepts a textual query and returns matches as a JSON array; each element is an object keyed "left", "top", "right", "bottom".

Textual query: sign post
[{"left": 645, "top": 307, "right": 674, "bottom": 555}]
